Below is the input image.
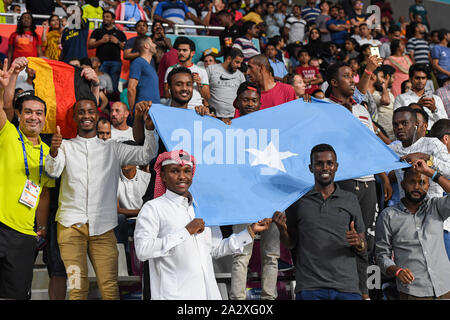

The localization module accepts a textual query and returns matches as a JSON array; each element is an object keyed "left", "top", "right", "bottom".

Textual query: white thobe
[{"left": 134, "top": 189, "right": 253, "bottom": 300}]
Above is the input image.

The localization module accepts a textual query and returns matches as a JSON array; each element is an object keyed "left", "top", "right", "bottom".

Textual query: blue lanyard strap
[{"left": 17, "top": 128, "right": 43, "bottom": 185}]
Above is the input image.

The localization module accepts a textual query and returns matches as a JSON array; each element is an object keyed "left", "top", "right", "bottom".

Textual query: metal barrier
[{"left": 0, "top": 12, "right": 225, "bottom": 35}]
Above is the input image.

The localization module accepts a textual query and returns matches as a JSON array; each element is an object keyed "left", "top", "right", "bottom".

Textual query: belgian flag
[{"left": 27, "top": 57, "right": 96, "bottom": 139}]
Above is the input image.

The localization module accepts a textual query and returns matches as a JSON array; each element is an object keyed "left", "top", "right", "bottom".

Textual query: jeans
[
  {"left": 100, "top": 60, "right": 122, "bottom": 92},
  {"left": 230, "top": 222, "right": 280, "bottom": 300},
  {"left": 444, "top": 231, "right": 450, "bottom": 261},
  {"left": 296, "top": 289, "right": 362, "bottom": 300}
]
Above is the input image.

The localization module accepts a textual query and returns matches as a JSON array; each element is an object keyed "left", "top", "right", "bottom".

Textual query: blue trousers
[
  {"left": 100, "top": 60, "right": 122, "bottom": 92},
  {"left": 296, "top": 289, "right": 362, "bottom": 300}
]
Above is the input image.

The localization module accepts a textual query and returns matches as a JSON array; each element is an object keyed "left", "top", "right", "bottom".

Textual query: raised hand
[
  {"left": 135, "top": 100, "right": 154, "bottom": 130},
  {"left": 81, "top": 67, "right": 99, "bottom": 84},
  {"left": 186, "top": 218, "right": 205, "bottom": 235},
  {"left": 0, "top": 59, "right": 15, "bottom": 89},
  {"left": 366, "top": 54, "right": 383, "bottom": 72},
  {"left": 11, "top": 57, "right": 28, "bottom": 75},
  {"left": 50, "top": 125, "right": 63, "bottom": 157}
]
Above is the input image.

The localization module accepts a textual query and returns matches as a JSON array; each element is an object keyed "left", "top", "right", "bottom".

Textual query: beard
[{"left": 405, "top": 190, "right": 427, "bottom": 203}]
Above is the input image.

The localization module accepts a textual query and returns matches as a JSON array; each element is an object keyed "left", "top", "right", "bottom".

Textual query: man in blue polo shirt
[{"left": 153, "top": 0, "right": 204, "bottom": 31}]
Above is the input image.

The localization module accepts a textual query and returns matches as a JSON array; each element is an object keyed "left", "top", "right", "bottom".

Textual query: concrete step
[
  {"left": 31, "top": 268, "right": 49, "bottom": 290},
  {"left": 34, "top": 251, "right": 46, "bottom": 268},
  {"left": 30, "top": 289, "right": 49, "bottom": 300}
]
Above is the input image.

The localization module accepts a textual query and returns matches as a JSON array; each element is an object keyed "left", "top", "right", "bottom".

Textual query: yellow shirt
[
  {"left": 0, "top": 121, "right": 55, "bottom": 235},
  {"left": 82, "top": 4, "right": 104, "bottom": 29},
  {"left": 0, "top": 1, "right": 5, "bottom": 24}
]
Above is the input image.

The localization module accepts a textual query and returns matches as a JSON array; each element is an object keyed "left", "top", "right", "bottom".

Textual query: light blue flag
[{"left": 149, "top": 100, "right": 409, "bottom": 226}]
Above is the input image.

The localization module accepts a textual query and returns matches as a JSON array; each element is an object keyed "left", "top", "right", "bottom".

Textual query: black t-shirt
[
  {"left": 26, "top": 0, "right": 55, "bottom": 15},
  {"left": 91, "top": 27, "right": 127, "bottom": 62}
]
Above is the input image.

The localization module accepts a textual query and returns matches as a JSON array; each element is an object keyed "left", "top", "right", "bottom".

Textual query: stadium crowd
[{"left": 0, "top": 0, "right": 449, "bottom": 301}]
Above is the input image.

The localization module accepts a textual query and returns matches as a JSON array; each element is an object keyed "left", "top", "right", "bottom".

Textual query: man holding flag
[
  {"left": 273, "top": 144, "right": 366, "bottom": 300},
  {"left": 134, "top": 149, "right": 272, "bottom": 300},
  {"left": 45, "top": 98, "right": 158, "bottom": 300}
]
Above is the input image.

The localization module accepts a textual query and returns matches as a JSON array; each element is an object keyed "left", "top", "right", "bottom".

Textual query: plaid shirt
[
  {"left": 389, "top": 137, "right": 450, "bottom": 231},
  {"left": 435, "top": 84, "right": 450, "bottom": 118}
]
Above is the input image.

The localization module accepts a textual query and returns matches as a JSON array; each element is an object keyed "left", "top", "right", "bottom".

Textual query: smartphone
[
  {"left": 423, "top": 89, "right": 433, "bottom": 98},
  {"left": 370, "top": 46, "right": 381, "bottom": 59}
]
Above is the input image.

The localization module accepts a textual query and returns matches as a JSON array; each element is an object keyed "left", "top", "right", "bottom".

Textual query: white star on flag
[{"left": 245, "top": 141, "right": 298, "bottom": 173}]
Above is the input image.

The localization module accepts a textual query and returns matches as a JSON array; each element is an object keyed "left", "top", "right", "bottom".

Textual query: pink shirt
[{"left": 234, "top": 82, "right": 297, "bottom": 118}]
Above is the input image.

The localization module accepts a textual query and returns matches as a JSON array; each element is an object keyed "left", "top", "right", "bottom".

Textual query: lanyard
[{"left": 17, "top": 128, "right": 43, "bottom": 185}]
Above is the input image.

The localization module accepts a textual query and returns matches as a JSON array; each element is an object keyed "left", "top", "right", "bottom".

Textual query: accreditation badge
[{"left": 19, "top": 179, "right": 41, "bottom": 208}]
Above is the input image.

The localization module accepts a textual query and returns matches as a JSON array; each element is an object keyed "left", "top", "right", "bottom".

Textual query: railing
[{"left": 0, "top": 12, "right": 225, "bottom": 35}]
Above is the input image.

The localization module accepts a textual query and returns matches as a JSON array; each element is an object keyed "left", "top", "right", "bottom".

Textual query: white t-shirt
[
  {"left": 164, "top": 63, "right": 209, "bottom": 110},
  {"left": 111, "top": 126, "right": 134, "bottom": 142},
  {"left": 117, "top": 169, "right": 151, "bottom": 210}
]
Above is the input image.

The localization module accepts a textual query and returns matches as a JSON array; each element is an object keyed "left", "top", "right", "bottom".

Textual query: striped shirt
[
  {"left": 232, "top": 37, "right": 259, "bottom": 62},
  {"left": 435, "top": 84, "right": 450, "bottom": 117},
  {"left": 286, "top": 15, "right": 307, "bottom": 44},
  {"left": 301, "top": 5, "right": 321, "bottom": 24},
  {"left": 406, "top": 37, "right": 431, "bottom": 65},
  {"left": 154, "top": 0, "right": 190, "bottom": 25}
]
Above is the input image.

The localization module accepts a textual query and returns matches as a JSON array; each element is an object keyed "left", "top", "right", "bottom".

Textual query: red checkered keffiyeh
[{"left": 154, "top": 150, "right": 196, "bottom": 199}]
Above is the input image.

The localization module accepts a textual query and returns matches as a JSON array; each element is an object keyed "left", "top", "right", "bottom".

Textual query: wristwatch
[{"left": 432, "top": 172, "right": 442, "bottom": 183}]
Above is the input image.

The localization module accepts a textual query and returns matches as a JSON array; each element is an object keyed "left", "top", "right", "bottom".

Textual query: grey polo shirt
[
  {"left": 286, "top": 184, "right": 365, "bottom": 295},
  {"left": 375, "top": 195, "right": 450, "bottom": 297}
]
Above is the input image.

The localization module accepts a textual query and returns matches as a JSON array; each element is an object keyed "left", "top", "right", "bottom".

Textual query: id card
[{"left": 19, "top": 179, "right": 40, "bottom": 208}]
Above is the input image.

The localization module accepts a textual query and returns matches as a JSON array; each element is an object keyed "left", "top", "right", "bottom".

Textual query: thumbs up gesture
[
  {"left": 50, "top": 126, "right": 63, "bottom": 157},
  {"left": 346, "top": 221, "right": 365, "bottom": 251}
]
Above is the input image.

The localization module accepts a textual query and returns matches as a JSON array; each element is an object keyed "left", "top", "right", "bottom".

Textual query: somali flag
[{"left": 149, "top": 100, "right": 409, "bottom": 226}]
